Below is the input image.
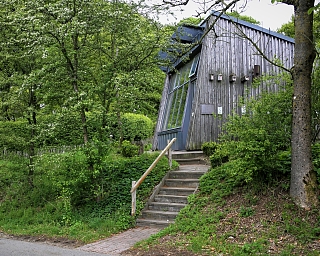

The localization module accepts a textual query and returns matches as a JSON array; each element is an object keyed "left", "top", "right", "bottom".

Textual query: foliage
[
  {"left": 177, "top": 17, "right": 203, "bottom": 26},
  {"left": 0, "top": 150, "right": 176, "bottom": 241},
  {"left": 105, "top": 112, "right": 154, "bottom": 145},
  {"left": 121, "top": 140, "right": 139, "bottom": 157},
  {"left": 312, "top": 143, "right": 320, "bottom": 184},
  {"left": 122, "top": 113, "right": 154, "bottom": 142},
  {"left": 227, "top": 11, "right": 261, "bottom": 25},
  {"left": 277, "top": 15, "right": 295, "bottom": 37},
  {"left": 211, "top": 73, "right": 293, "bottom": 183},
  {"left": 0, "top": 120, "right": 29, "bottom": 151},
  {"left": 0, "top": 0, "right": 165, "bottom": 148},
  {"left": 135, "top": 164, "right": 320, "bottom": 255},
  {"left": 201, "top": 141, "right": 218, "bottom": 157}
]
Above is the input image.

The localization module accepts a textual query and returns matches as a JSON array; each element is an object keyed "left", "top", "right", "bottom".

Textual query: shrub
[
  {"left": 121, "top": 140, "right": 139, "bottom": 157},
  {"left": 312, "top": 143, "right": 320, "bottom": 184},
  {"left": 209, "top": 144, "right": 229, "bottom": 167},
  {"left": 122, "top": 113, "right": 154, "bottom": 142},
  {"left": 201, "top": 142, "right": 218, "bottom": 156},
  {"left": 214, "top": 73, "right": 293, "bottom": 183},
  {"left": 0, "top": 120, "right": 29, "bottom": 151},
  {"left": 34, "top": 150, "right": 176, "bottom": 217},
  {"left": 105, "top": 113, "right": 154, "bottom": 142}
]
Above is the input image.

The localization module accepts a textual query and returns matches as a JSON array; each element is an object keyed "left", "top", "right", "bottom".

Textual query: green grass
[
  {"left": 0, "top": 151, "right": 177, "bottom": 243},
  {"left": 133, "top": 167, "right": 320, "bottom": 255}
]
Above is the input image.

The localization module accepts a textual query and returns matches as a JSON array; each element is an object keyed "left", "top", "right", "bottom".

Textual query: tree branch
[
  {"left": 229, "top": 18, "right": 292, "bottom": 73},
  {"left": 162, "top": 0, "right": 190, "bottom": 6}
]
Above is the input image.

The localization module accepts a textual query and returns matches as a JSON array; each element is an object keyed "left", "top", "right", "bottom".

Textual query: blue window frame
[{"left": 163, "top": 54, "right": 199, "bottom": 130}]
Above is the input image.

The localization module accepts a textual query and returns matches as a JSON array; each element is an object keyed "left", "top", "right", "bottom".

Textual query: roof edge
[{"left": 200, "top": 10, "right": 294, "bottom": 44}]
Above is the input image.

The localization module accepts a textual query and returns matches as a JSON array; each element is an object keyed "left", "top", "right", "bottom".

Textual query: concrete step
[
  {"left": 171, "top": 151, "right": 208, "bottom": 165},
  {"left": 164, "top": 178, "right": 199, "bottom": 188},
  {"left": 136, "top": 218, "right": 174, "bottom": 228},
  {"left": 172, "top": 151, "right": 205, "bottom": 160},
  {"left": 175, "top": 158, "right": 208, "bottom": 165},
  {"left": 154, "top": 195, "right": 189, "bottom": 204},
  {"left": 158, "top": 187, "right": 196, "bottom": 196},
  {"left": 141, "top": 210, "right": 178, "bottom": 221},
  {"left": 169, "top": 170, "right": 206, "bottom": 179},
  {"left": 148, "top": 202, "right": 186, "bottom": 212},
  {"left": 178, "top": 165, "right": 209, "bottom": 172},
  {"left": 136, "top": 160, "right": 209, "bottom": 228}
]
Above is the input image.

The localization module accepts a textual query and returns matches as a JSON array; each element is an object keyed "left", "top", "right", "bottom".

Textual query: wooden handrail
[{"left": 131, "top": 138, "right": 176, "bottom": 216}]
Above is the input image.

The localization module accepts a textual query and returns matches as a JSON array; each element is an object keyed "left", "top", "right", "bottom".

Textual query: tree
[
  {"left": 160, "top": 0, "right": 318, "bottom": 208},
  {"left": 1, "top": 0, "right": 166, "bottom": 146},
  {"left": 227, "top": 11, "right": 260, "bottom": 25},
  {"left": 277, "top": 15, "right": 295, "bottom": 37},
  {"left": 281, "top": 0, "right": 318, "bottom": 208}
]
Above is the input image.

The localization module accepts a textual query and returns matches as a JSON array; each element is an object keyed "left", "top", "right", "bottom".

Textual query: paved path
[
  {"left": 0, "top": 238, "right": 110, "bottom": 256},
  {"left": 0, "top": 227, "right": 161, "bottom": 256},
  {"left": 79, "top": 227, "right": 161, "bottom": 255}
]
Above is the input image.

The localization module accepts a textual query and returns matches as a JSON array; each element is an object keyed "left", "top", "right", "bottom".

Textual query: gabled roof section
[
  {"left": 171, "top": 24, "right": 205, "bottom": 43},
  {"left": 205, "top": 11, "right": 294, "bottom": 43},
  {"left": 159, "top": 24, "right": 205, "bottom": 72},
  {"left": 159, "top": 11, "right": 294, "bottom": 73}
]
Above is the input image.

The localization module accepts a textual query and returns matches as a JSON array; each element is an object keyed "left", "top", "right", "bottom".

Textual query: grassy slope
[{"left": 127, "top": 167, "right": 320, "bottom": 256}]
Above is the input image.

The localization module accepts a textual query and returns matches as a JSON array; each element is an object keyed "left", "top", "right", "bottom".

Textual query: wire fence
[{"left": 0, "top": 145, "right": 85, "bottom": 158}]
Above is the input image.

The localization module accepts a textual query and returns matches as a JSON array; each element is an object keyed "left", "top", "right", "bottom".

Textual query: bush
[
  {"left": 209, "top": 144, "right": 229, "bottom": 167},
  {"left": 201, "top": 142, "right": 218, "bottom": 156},
  {"left": 0, "top": 120, "right": 29, "bottom": 151},
  {"left": 214, "top": 73, "right": 293, "bottom": 183},
  {"left": 312, "top": 143, "right": 320, "bottom": 184},
  {"left": 101, "top": 153, "right": 174, "bottom": 212},
  {"left": 105, "top": 113, "right": 154, "bottom": 142},
  {"left": 122, "top": 113, "right": 154, "bottom": 141},
  {"left": 34, "top": 149, "right": 177, "bottom": 216},
  {"left": 121, "top": 140, "right": 139, "bottom": 157}
]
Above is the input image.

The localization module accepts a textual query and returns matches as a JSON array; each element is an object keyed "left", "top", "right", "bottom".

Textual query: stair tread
[
  {"left": 161, "top": 186, "right": 197, "bottom": 190},
  {"left": 166, "top": 178, "right": 199, "bottom": 181},
  {"left": 137, "top": 160, "right": 207, "bottom": 228},
  {"left": 137, "top": 218, "right": 174, "bottom": 223},
  {"left": 171, "top": 170, "right": 207, "bottom": 172},
  {"left": 149, "top": 202, "right": 186, "bottom": 206},
  {"left": 156, "top": 194, "right": 188, "bottom": 198},
  {"left": 136, "top": 219, "right": 174, "bottom": 226},
  {"left": 143, "top": 210, "right": 179, "bottom": 215}
]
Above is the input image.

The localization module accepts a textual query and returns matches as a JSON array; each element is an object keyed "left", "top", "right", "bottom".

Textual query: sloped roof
[
  {"left": 159, "top": 24, "right": 204, "bottom": 72},
  {"left": 159, "top": 11, "right": 294, "bottom": 72},
  {"left": 206, "top": 11, "right": 294, "bottom": 43}
]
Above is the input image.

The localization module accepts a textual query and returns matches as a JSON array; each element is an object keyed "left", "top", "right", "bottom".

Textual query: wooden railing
[{"left": 130, "top": 138, "right": 176, "bottom": 216}]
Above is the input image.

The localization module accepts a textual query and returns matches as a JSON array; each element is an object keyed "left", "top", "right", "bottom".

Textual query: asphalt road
[{"left": 0, "top": 238, "right": 112, "bottom": 256}]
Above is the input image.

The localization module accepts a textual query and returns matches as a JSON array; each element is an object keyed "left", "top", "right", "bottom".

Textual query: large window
[{"left": 164, "top": 54, "right": 199, "bottom": 130}]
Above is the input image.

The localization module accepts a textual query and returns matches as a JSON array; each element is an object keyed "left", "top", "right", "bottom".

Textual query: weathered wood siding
[{"left": 185, "top": 14, "right": 294, "bottom": 150}]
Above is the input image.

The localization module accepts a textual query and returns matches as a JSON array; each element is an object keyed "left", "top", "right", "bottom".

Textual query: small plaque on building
[{"left": 200, "top": 104, "right": 215, "bottom": 115}]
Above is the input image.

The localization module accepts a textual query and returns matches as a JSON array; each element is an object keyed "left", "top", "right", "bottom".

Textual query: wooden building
[{"left": 153, "top": 11, "right": 294, "bottom": 151}]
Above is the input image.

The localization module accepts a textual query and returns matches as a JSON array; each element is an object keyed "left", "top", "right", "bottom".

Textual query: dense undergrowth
[{"left": 0, "top": 147, "right": 178, "bottom": 243}]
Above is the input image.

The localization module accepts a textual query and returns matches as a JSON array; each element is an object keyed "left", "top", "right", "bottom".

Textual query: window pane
[
  {"left": 176, "top": 83, "right": 189, "bottom": 125},
  {"left": 163, "top": 54, "right": 199, "bottom": 130}
]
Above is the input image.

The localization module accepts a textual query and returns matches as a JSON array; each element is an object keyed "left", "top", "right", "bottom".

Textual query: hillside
[{"left": 124, "top": 174, "right": 320, "bottom": 255}]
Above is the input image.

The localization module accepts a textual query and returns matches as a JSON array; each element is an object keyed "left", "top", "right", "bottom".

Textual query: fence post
[
  {"left": 168, "top": 139, "right": 172, "bottom": 169},
  {"left": 131, "top": 181, "right": 136, "bottom": 216}
]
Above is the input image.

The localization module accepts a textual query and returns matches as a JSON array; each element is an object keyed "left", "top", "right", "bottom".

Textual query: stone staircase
[{"left": 136, "top": 151, "right": 209, "bottom": 228}]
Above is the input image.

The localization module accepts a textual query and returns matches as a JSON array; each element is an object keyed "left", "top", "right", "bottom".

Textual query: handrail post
[
  {"left": 168, "top": 139, "right": 172, "bottom": 169},
  {"left": 130, "top": 138, "right": 176, "bottom": 216},
  {"left": 131, "top": 181, "right": 136, "bottom": 216}
]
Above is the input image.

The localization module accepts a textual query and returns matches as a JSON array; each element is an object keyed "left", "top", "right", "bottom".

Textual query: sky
[{"left": 159, "top": 0, "right": 294, "bottom": 31}]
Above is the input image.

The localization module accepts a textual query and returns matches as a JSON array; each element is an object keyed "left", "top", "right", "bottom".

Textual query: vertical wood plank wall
[{"left": 185, "top": 15, "right": 294, "bottom": 150}]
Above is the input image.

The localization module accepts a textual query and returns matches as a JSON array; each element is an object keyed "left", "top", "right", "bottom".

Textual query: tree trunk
[
  {"left": 27, "top": 85, "right": 37, "bottom": 187},
  {"left": 290, "top": 0, "right": 318, "bottom": 208}
]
